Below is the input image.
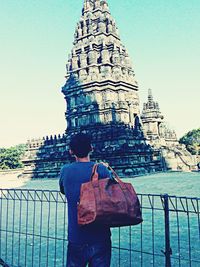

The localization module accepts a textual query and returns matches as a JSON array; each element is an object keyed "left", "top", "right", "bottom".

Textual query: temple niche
[{"left": 22, "top": 0, "right": 197, "bottom": 178}]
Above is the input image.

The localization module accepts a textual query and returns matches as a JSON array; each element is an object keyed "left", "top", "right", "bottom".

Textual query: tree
[
  {"left": 0, "top": 144, "right": 27, "bottom": 170},
  {"left": 179, "top": 128, "right": 200, "bottom": 155}
]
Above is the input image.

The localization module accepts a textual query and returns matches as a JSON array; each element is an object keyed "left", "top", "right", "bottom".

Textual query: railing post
[{"left": 162, "top": 194, "right": 172, "bottom": 267}]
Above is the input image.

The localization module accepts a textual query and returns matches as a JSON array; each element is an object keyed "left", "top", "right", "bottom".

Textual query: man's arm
[{"left": 59, "top": 167, "right": 65, "bottom": 195}]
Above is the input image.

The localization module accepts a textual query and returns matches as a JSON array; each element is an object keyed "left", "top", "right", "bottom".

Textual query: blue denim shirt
[{"left": 59, "top": 162, "right": 111, "bottom": 244}]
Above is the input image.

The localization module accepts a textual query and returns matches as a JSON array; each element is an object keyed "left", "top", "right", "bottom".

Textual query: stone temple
[{"left": 22, "top": 0, "right": 197, "bottom": 178}]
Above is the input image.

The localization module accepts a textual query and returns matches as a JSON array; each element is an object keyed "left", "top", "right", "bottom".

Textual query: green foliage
[
  {"left": 0, "top": 144, "right": 27, "bottom": 170},
  {"left": 179, "top": 128, "right": 200, "bottom": 155}
]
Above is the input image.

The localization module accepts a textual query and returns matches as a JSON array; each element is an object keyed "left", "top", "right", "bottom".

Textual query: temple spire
[
  {"left": 83, "top": 0, "right": 110, "bottom": 12},
  {"left": 62, "top": 0, "right": 139, "bottom": 129},
  {"left": 148, "top": 88, "right": 153, "bottom": 103},
  {"left": 84, "top": 0, "right": 93, "bottom": 5},
  {"left": 83, "top": 0, "right": 94, "bottom": 11}
]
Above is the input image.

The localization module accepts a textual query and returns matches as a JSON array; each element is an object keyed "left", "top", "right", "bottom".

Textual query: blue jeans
[{"left": 66, "top": 240, "right": 111, "bottom": 267}]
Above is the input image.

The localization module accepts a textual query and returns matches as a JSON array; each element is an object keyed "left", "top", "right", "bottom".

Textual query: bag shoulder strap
[
  {"left": 90, "top": 162, "right": 110, "bottom": 182},
  {"left": 100, "top": 162, "right": 127, "bottom": 190},
  {"left": 90, "top": 163, "right": 99, "bottom": 181},
  {"left": 90, "top": 162, "right": 125, "bottom": 189}
]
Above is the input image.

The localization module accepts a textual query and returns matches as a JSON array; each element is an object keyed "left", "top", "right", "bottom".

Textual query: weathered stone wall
[{"left": 22, "top": 123, "right": 163, "bottom": 178}]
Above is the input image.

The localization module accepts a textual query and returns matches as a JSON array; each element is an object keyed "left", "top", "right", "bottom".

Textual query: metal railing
[{"left": 0, "top": 189, "right": 199, "bottom": 267}]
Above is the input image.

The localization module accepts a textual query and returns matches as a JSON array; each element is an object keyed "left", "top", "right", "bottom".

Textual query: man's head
[{"left": 69, "top": 133, "right": 92, "bottom": 158}]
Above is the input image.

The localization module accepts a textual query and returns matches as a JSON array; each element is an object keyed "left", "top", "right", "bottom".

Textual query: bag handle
[
  {"left": 90, "top": 163, "right": 127, "bottom": 190},
  {"left": 90, "top": 164, "right": 99, "bottom": 181}
]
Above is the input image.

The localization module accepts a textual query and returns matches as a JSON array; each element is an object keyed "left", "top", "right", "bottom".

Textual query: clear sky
[{"left": 0, "top": 0, "right": 199, "bottom": 148}]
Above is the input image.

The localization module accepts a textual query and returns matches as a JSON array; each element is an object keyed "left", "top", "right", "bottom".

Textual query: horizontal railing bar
[
  {"left": 0, "top": 200, "right": 197, "bottom": 214},
  {"left": 1, "top": 193, "right": 199, "bottom": 214},
  {"left": 1, "top": 189, "right": 200, "bottom": 201},
  {"left": 1, "top": 190, "right": 199, "bottom": 202},
  {"left": 0, "top": 229, "right": 166, "bottom": 258},
  {"left": 170, "top": 256, "right": 200, "bottom": 263},
  {"left": 140, "top": 206, "right": 200, "bottom": 214},
  {"left": 0, "top": 229, "right": 68, "bottom": 242},
  {"left": 139, "top": 193, "right": 200, "bottom": 201},
  {"left": 112, "top": 246, "right": 164, "bottom": 257},
  {"left": 2, "top": 228, "right": 199, "bottom": 263}
]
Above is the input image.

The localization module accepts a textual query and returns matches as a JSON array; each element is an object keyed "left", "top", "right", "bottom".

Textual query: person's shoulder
[
  {"left": 61, "top": 163, "right": 70, "bottom": 171},
  {"left": 97, "top": 162, "right": 108, "bottom": 170},
  {"left": 60, "top": 163, "right": 73, "bottom": 174}
]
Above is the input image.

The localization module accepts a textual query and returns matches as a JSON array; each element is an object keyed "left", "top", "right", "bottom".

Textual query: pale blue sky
[{"left": 0, "top": 0, "right": 199, "bottom": 147}]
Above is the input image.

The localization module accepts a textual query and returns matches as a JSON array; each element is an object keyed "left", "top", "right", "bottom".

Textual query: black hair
[{"left": 69, "top": 133, "right": 92, "bottom": 158}]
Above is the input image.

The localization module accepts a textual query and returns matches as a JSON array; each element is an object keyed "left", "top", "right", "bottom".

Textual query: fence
[{"left": 0, "top": 189, "right": 199, "bottom": 267}]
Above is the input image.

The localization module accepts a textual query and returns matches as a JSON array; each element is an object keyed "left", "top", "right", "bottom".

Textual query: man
[{"left": 59, "top": 133, "right": 111, "bottom": 267}]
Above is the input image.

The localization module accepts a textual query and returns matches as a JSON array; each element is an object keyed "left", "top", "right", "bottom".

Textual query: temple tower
[
  {"left": 141, "top": 89, "right": 164, "bottom": 139},
  {"left": 141, "top": 90, "right": 197, "bottom": 171},
  {"left": 22, "top": 0, "right": 166, "bottom": 178},
  {"left": 141, "top": 89, "right": 177, "bottom": 144},
  {"left": 62, "top": 0, "right": 139, "bottom": 132}
]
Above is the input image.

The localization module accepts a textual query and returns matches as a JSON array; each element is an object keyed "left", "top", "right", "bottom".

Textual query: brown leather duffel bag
[{"left": 78, "top": 164, "right": 143, "bottom": 227}]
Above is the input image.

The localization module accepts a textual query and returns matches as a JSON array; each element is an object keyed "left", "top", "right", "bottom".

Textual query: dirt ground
[{"left": 0, "top": 170, "right": 29, "bottom": 189}]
